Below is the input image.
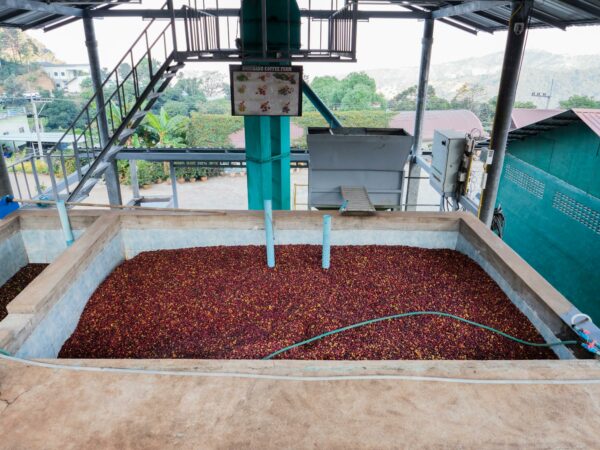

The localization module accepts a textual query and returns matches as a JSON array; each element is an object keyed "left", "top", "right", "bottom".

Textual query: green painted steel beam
[{"left": 302, "top": 83, "right": 342, "bottom": 129}]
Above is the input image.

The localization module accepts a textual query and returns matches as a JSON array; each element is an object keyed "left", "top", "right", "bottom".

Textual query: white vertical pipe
[
  {"left": 56, "top": 200, "right": 74, "bottom": 247},
  {"left": 264, "top": 199, "right": 275, "bottom": 268}
]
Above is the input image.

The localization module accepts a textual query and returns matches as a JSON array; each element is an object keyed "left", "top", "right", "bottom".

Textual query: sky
[{"left": 27, "top": 1, "right": 600, "bottom": 80}]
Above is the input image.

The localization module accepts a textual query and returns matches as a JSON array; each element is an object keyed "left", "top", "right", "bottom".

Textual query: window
[
  {"left": 61, "top": 72, "right": 65, "bottom": 76},
  {"left": 54, "top": 72, "right": 58, "bottom": 76},
  {"left": 19, "top": 127, "right": 25, "bottom": 133}
]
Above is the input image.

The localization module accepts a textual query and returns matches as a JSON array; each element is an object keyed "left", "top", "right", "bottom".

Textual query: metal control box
[{"left": 429, "top": 129, "right": 466, "bottom": 194}]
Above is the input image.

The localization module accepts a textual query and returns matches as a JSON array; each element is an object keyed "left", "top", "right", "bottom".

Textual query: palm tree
[
  {"left": 143, "top": 107, "right": 188, "bottom": 175},
  {"left": 144, "top": 107, "right": 187, "bottom": 148}
]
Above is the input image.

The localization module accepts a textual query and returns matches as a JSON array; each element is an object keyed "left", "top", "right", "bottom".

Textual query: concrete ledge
[{"left": 7, "top": 214, "right": 120, "bottom": 316}]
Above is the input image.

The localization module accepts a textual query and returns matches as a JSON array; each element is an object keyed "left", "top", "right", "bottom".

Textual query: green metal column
[
  {"left": 245, "top": 116, "right": 272, "bottom": 209},
  {"left": 245, "top": 116, "right": 291, "bottom": 210},
  {"left": 241, "top": 0, "right": 300, "bottom": 211},
  {"left": 270, "top": 116, "right": 291, "bottom": 210}
]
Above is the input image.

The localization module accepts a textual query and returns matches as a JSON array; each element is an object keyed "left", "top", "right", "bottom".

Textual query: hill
[{"left": 365, "top": 50, "right": 600, "bottom": 107}]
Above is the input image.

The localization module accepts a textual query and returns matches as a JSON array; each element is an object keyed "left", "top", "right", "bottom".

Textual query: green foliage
[
  {"left": 186, "top": 113, "right": 244, "bottom": 148},
  {"left": 305, "top": 72, "right": 385, "bottom": 111},
  {"left": 559, "top": 95, "right": 600, "bottom": 109},
  {"left": 388, "top": 85, "right": 451, "bottom": 111},
  {"left": 42, "top": 99, "right": 80, "bottom": 130},
  {"left": 514, "top": 101, "right": 537, "bottom": 109},
  {"left": 291, "top": 111, "right": 394, "bottom": 148},
  {"left": 143, "top": 108, "right": 188, "bottom": 147}
]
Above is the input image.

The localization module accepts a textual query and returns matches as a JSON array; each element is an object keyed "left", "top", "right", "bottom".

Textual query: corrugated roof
[
  {"left": 574, "top": 108, "right": 600, "bottom": 137},
  {"left": 1, "top": 1, "right": 600, "bottom": 32},
  {"left": 0, "top": 1, "right": 135, "bottom": 30},
  {"left": 507, "top": 108, "right": 600, "bottom": 142},
  {"left": 511, "top": 108, "right": 565, "bottom": 129},
  {"left": 391, "top": 0, "right": 600, "bottom": 32},
  {"left": 390, "top": 109, "right": 486, "bottom": 141}
]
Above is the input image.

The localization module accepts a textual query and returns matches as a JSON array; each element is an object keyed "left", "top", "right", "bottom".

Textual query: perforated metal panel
[
  {"left": 553, "top": 192, "right": 600, "bottom": 235},
  {"left": 497, "top": 154, "right": 600, "bottom": 324},
  {"left": 504, "top": 164, "right": 545, "bottom": 199}
]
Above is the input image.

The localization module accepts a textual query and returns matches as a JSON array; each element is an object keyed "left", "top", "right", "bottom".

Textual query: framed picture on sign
[{"left": 230, "top": 65, "right": 303, "bottom": 117}]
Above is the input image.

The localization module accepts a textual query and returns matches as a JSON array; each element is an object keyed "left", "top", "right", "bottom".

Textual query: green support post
[
  {"left": 270, "top": 116, "right": 291, "bottom": 210},
  {"left": 245, "top": 116, "right": 272, "bottom": 210},
  {"left": 240, "top": 0, "right": 300, "bottom": 211}
]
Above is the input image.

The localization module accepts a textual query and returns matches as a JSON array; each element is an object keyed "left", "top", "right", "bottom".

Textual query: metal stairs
[
  {"left": 67, "top": 57, "right": 184, "bottom": 202},
  {"left": 45, "top": 13, "right": 183, "bottom": 203}
]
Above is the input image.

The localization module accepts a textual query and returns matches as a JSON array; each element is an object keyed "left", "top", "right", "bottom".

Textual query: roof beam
[
  {"left": 530, "top": 9, "right": 567, "bottom": 30},
  {"left": 431, "top": 1, "right": 510, "bottom": 19},
  {"left": 401, "top": 4, "right": 479, "bottom": 35},
  {"left": 0, "top": 0, "right": 83, "bottom": 17},
  {"left": 89, "top": 8, "right": 428, "bottom": 19},
  {"left": 558, "top": 0, "right": 600, "bottom": 18}
]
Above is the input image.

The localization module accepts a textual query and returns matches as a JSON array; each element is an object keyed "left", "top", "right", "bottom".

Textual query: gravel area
[{"left": 59, "top": 246, "right": 556, "bottom": 360}]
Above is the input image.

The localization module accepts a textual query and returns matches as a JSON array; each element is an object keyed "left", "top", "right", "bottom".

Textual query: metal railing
[
  {"left": 45, "top": 4, "right": 177, "bottom": 199},
  {"left": 177, "top": 0, "right": 358, "bottom": 62}
]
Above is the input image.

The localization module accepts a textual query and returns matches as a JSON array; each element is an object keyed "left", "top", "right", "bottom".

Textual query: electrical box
[{"left": 429, "top": 130, "right": 466, "bottom": 194}]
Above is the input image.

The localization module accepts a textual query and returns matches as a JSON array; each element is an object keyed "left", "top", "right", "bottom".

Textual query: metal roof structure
[
  {"left": 508, "top": 108, "right": 600, "bottom": 141},
  {"left": 0, "top": 0, "right": 138, "bottom": 31},
  {"left": 0, "top": 131, "right": 75, "bottom": 144},
  {"left": 390, "top": 109, "right": 486, "bottom": 141},
  {"left": 1, "top": 1, "right": 599, "bottom": 33},
  {"left": 510, "top": 108, "right": 565, "bottom": 129},
  {"left": 385, "top": 0, "right": 600, "bottom": 32}
]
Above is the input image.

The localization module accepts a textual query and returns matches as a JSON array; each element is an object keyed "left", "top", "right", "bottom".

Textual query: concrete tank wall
[{"left": 2, "top": 210, "right": 594, "bottom": 360}]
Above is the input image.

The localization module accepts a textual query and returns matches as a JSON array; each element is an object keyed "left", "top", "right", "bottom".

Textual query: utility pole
[
  {"left": 531, "top": 78, "right": 554, "bottom": 108},
  {"left": 30, "top": 97, "right": 44, "bottom": 157}
]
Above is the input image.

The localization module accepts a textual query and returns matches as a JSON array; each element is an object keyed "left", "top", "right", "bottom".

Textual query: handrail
[{"left": 47, "top": 2, "right": 170, "bottom": 157}]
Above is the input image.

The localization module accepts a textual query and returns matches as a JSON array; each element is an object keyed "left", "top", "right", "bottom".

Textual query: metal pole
[
  {"left": 479, "top": 0, "right": 532, "bottom": 226},
  {"left": 264, "top": 199, "right": 275, "bottom": 268},
  {"left": 405, "top": 18, "right": 434, "bottom": 212},
  {"left": 169, "top": 162, "right": 179, "bottom": 208},
  {"left": 261, "top": 0, "right": 268, "bottom": 58},
  {"left": 83, "top": 12, "right": 122, "bottom": 205},
  {"left": 322, "top": 214, "right": 331, "bottom": 269},
  {"left": 0, "top": 153, "right": 13, "bottom": 198},
  {"left": 129, "top": 160, "right": 140, "bottom": 200},
  {"left": 31, "top": 99, "right": 43, "bottom": 157}
]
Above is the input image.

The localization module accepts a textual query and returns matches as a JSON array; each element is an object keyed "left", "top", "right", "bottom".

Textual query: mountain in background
[
  {"left": 366, "top": 50, "right": 600, "bottom": 107},
  {"left": 0, "top": 29, "right": 61, "bottom": 95}
]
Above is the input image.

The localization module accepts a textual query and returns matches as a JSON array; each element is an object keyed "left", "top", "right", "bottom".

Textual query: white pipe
[
  {"left": 0, "top": 353, "right": 598, "bottom": 385},
  {"left": 56, "top": 199, "right": 74, "bottom": 246}
]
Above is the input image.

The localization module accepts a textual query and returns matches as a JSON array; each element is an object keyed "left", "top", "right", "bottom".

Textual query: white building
[
  {"left": 0, "top": 107, "right": 31, "bottom": 148},
  {"left": 39, "top": 63, "right": 90, "bottom": 93}
]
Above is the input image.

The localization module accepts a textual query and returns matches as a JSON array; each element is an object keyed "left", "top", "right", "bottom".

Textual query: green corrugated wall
[{"left": 497, "top": 121, "right": 600, "bottom": 322}]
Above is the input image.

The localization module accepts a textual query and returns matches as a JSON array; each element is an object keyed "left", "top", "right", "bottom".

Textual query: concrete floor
[{"left": 1, "top": 359, "right": 599, "bottom": 449}]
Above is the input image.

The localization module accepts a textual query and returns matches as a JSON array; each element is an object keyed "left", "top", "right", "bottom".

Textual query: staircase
[{"left": 45, "top": 13, "right": 184, "bottom": 203}]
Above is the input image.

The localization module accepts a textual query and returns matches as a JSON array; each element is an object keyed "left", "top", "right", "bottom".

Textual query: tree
[
  {"left": 3, "top": 75, "right": 25, "bottom": 96},
  {"left": 143, "top": 107, "right": 188, "bottom": 147},
  {"left": 559, "top": 95, "right": 600, "bottom": 109},
  {"left": 451, "top": 83, "right": 486, "bottom": 112},
  {"left": 196, "top": 71, "right": 227, "bottom": 98},
  {"left": 42, "top": 99, "right": 79, "bottom": 130},
  {"left": 514, "top": 101, "right": 537, "bottom": 109},
  {"left": 340, "top": 84, "right": 373, "bottom": 111},
  {"left": 388, "top": 85, "right": 450, "bottom": 111},
  {"left": 310, "top": 75, "right": 341, "bottom": 107}
]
